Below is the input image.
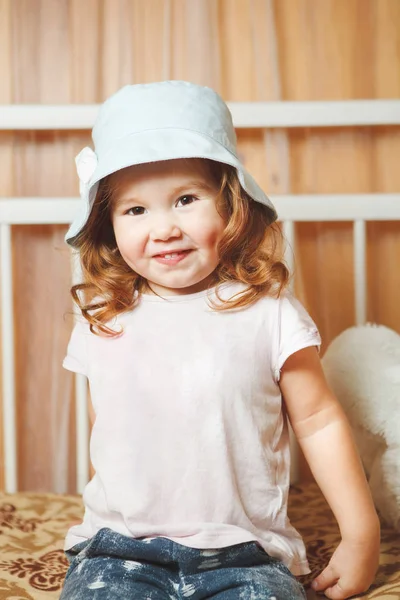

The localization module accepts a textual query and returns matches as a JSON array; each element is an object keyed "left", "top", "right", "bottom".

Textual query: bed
[
  {"left": 0, "top": 483, "right": 399, "bottom": 599},
  {"left": 1, "top": 100, "right": 399, "bottom": 599}
]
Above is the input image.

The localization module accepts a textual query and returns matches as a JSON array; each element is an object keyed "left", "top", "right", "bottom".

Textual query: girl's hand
[{"left": 311, "top": 536, "right": 380, "bottom": 599}]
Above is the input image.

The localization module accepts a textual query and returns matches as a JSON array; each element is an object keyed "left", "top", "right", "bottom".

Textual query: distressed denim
[{"left": 60, "top": 527, "right": 306, "bottom": 599}]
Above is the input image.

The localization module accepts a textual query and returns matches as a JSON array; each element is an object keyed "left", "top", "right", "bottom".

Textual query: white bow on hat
[{"left": 75, "top": 147, "right": 98, "bottom": 200}]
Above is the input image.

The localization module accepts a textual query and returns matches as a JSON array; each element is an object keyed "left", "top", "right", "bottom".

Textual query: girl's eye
[
  {"left": 127, "top": 206, "right": 145, "bottom": 216},
  {"left": 176, "top": 195, "right": 198, "bottom": 207}
]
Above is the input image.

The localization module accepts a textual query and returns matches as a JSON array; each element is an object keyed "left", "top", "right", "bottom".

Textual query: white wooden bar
[
  {"left": 1, "top": 194, "right": 400, "bottom": 225},
  {"left": 231, "top": 100, "right": 400, "bottom": 128},
  {"left": 0, "top": 198, "right": 78, "bottom": 224},
  {"left": 0, "top": 105, "right": 100, "bottom": 130},
  {"left": 354, "top": 220, "right": 367, "bottom": 326},
  {"left": 1, "top": 100, "right": 400, "bottom": 130},
  {"left": 75, "top": 373, "right": 89, "bottom": 494},
  {"left": 282, "top": 220, "right": 297, "bottom": 478},
  {"left": 0, "top": 223, "right": 17, "bottom": 493},
  {"left": 282, "top": 220, "right": 295, "bottom": 289},
  {"left": 71, "top": 251, "right": 90, "bottom": 494},
  {"left": 273, "top": 194, "right": 400, "bottom": 221}
]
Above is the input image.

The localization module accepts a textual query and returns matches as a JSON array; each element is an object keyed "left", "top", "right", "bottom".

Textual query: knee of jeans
[
  {"left": 65, "top": 528, "right": 109, "bottom": 564},
  {"left": 65, "top": 540, "right": 90, "bottom": 563},
  {"left": 63, "top": 534, "right": 99, "bottom": 585},
  {"left": 63, "top": 543, "right": 95, "bottom": 586}
]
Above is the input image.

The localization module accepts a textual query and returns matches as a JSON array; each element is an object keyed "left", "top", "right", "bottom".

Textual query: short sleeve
[
  {"left": 274, "top": 292, "right": 321, "bottom": 382},
  {"left": 63, "top": 318, "right": 89, "bottom": 376}
]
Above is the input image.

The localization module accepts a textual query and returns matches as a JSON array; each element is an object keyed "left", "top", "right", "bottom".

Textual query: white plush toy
[{"left": 321, "top": 323, "right": 400, "bottom": 531}]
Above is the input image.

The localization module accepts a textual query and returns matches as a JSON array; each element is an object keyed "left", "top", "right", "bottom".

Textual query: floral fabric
[{"left": 0, "top": 483, "right": 398, "bottom": 600}]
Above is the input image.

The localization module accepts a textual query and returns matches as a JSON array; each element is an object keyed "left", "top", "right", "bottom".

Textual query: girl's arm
[{"left": 279, "top": 346, "right": 380, "bottom": 600}]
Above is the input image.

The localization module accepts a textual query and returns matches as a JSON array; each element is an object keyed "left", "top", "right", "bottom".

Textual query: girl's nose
[{"left": 149, "top": 219, "right": 182, "bottom": 242}]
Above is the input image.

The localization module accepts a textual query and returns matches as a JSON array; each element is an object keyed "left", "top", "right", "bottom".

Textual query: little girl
[{"left": 61, "top": 81, "right": 380, "bottom": 600}]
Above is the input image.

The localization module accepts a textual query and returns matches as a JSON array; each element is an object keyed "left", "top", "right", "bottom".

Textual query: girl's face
[{"left": 110, "top": 159, "right": 226, "bottom": 296}]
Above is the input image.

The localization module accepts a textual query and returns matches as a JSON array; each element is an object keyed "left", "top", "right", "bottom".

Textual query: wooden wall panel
[
  {"left": 0, "top": 0, "right": 399, "bottom": 492},
  {"left": 367, "top": 0, "right": 400, "bottom": 331},
  {"left": 0, "top": 0, "right": 13, "bottom": 491}
]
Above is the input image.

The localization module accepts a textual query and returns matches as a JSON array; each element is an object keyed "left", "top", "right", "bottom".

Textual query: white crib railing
[
  {"left": 1, "top": 100, "right": 400, "bottom": 129},
  {"left": 1, "top": 194, "right": 400, "bottom": 494},
  {"left": 1, "top": 98, "right": 400, "bottom": 494}
]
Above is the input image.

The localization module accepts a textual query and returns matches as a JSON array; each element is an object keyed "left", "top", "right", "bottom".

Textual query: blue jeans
[{"left": 60, "top": 527, "right": 306, "bottom": 599}]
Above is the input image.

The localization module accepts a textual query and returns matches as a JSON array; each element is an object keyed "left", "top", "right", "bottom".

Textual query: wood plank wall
[{"left": 0, "top": 0, "right": 399, "bottom": 492}]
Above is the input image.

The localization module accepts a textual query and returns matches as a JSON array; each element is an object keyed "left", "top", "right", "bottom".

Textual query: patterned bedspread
[{"left": 0, "top": 483, "right": 398, "bottom": 600}]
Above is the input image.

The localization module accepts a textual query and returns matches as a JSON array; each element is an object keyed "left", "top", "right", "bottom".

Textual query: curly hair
[{"left": 69, "top": 159, "right": 289, "bottom": 336}]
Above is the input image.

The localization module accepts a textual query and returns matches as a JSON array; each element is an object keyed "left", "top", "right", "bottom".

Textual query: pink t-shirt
[{"left": 63, "top": 283, "right": 321, "bottom": 575}]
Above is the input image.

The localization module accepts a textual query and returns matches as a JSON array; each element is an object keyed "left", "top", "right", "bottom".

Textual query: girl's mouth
[{"left": 153, "top": 249, "right": 192, "bottom": 265}]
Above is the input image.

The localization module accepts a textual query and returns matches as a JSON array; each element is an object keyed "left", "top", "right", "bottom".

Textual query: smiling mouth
[
  {"left": 153, "top": 249, "right": 192, "bottom": 264},
  {"left": 154, "top": 250, "right": 191, "bottom": 259}
]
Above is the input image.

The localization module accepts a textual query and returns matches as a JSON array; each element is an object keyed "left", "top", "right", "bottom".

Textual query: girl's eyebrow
[
  {"left": 171, "top": 180, "right": 215, "bottom": 195},
  {"left": 116, "top": 180, "right": 215, "bottom": 207}
]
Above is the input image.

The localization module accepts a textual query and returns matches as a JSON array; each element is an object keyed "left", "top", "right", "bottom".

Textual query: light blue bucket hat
[{"left": 66, "top": 80, "right": 277, "bottom": 245}]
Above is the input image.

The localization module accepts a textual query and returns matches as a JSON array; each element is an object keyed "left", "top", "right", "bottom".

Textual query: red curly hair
[{"left": 69, "top": 159, "right": 289, "bottom": 336}]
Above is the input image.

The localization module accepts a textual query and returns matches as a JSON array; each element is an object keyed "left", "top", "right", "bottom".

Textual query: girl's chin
[{"left": 145, "top": 276, "right": 213, "bottom": 296}]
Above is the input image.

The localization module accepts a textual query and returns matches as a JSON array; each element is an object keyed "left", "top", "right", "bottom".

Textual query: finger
[
  {"left": 311, "top": 565, "right": 339, "bottom": 592},
  {"left": 323, "top": 582, "right": 347, "bottom": 600}
]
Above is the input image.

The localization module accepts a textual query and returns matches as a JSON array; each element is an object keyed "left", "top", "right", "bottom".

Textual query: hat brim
[{"left": 65, "top": 128, "right": 277, "bottom": 244}]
